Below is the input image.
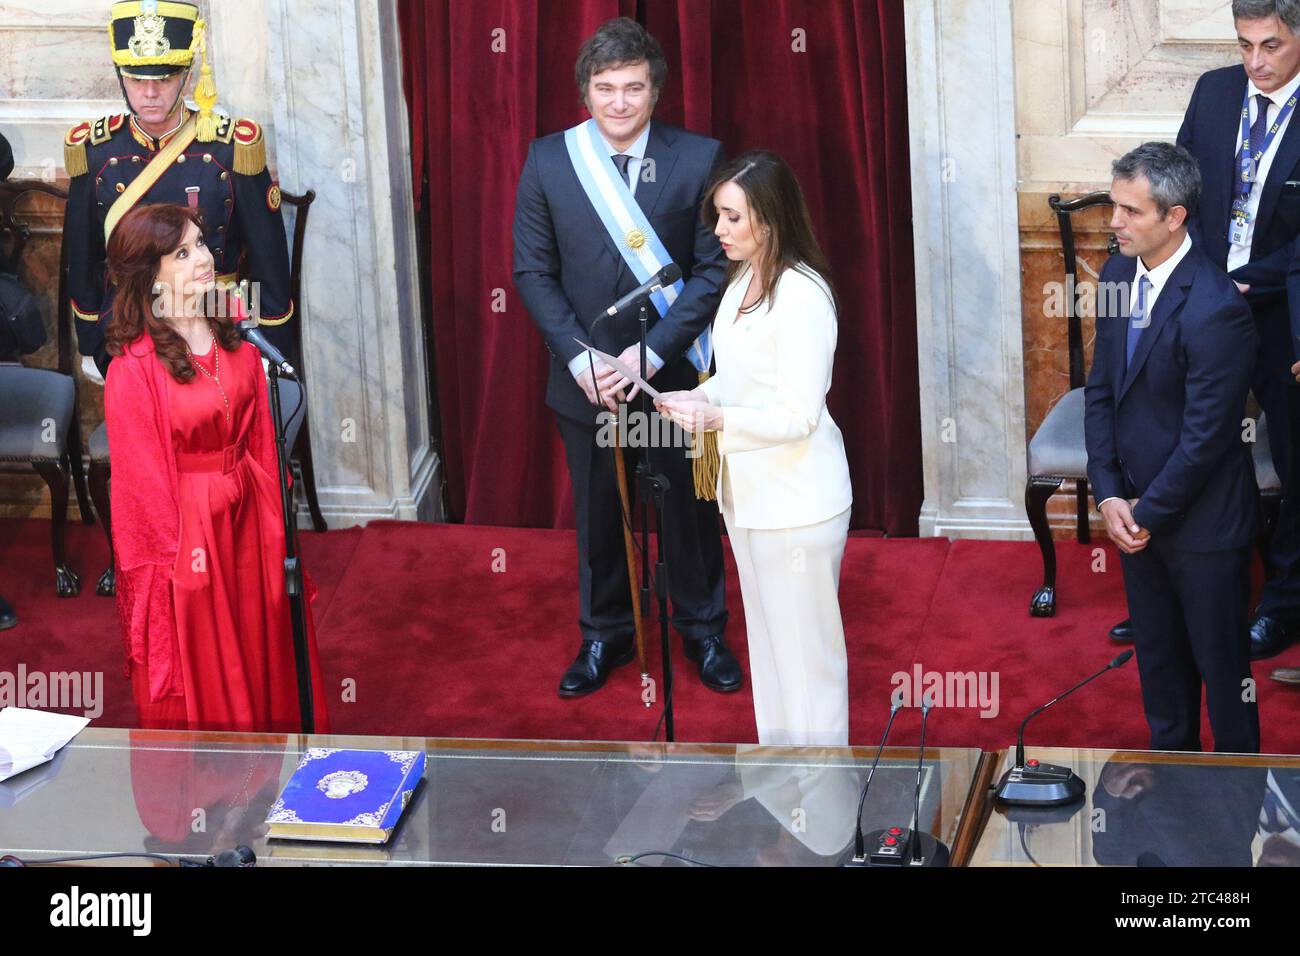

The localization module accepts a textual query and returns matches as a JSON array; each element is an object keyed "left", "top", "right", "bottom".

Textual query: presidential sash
[
  {"left": 563, "top": 119, "right": 711, "bottom": 374},
  {"left": 103, "top": 116, "right": 198, "bottom": 242}
]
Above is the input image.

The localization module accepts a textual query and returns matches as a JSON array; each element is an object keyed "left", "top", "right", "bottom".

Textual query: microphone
[
  {"left": 598, "top": 263, "right": 682, "bottom": 319},
  {"left": 239, "top": 320, "right": 297, "bottom": 379},
  {"left": 995, "top": 650, "right": 1134, "bottom": 806},
  {"left": 205, "top": 845, "right": 257, "bottom": 867},
  {"left": 858, "top": 698, "right": 951, "bottom": 867},
  {"left": 846, "top": 699, "right": 903, "bottom": 865}
]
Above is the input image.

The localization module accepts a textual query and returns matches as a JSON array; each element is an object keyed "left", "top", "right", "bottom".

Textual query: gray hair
[
  {"left": 1233, "top": 0, "right": 1300, "bottom": 34},
  {"left": 1111, "top": 142, "right": 1202, "bottom": 218}
]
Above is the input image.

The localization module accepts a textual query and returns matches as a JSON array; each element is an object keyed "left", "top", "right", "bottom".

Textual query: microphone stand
[
  {"left": 267, "top": 363, "right": 315, "bottom": 733},
  {"left": 637, "top": 302, "right": 676, "bottom": 742}
]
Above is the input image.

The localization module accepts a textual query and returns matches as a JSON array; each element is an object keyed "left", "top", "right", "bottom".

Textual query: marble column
[
  {"left": 211, "top": 0, "right": 438, "bottom": 525},
  {"left": 904, "top": 0, "right": 1031, "bottom": 539}
]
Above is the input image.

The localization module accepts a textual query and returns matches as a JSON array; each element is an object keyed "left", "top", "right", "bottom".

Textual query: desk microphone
[
  {"left": 860, "top": 699, "right": 951, "bottom": 867},
  {"left": 845, "top": 699, "right": 902, "bottom": 865},
  {"left": 995, "top": 650, "right": 1134, "bottom": 806}
]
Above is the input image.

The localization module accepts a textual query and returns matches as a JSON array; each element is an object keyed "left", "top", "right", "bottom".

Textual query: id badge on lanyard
[{"left": 1230, "top": 90, "right": 1300, "bottom": 246}]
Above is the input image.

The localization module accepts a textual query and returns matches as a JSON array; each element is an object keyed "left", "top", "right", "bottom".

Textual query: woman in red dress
[{"left": 103, "top": 203, "right": 329, "bottom": 733}]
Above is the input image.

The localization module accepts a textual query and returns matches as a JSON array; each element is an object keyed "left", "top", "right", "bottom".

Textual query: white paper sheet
[
  {"left": 573, "top": 338, "right": 665, "bottom": 401},
  {"left": 0, "top": 707, "right": 89, "bottom": 782}
]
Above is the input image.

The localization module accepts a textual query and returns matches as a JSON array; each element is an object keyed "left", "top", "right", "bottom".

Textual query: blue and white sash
[{"left": 563, "top": 118, "right": 711, "bottom": 373}]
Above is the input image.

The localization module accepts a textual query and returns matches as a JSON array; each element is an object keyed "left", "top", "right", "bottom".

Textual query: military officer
[{"left": 65, "top": 0, "right": 296, "bottom": 381}]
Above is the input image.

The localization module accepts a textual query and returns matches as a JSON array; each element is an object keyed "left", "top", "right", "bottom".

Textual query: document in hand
[
  {"left": 573, "top": 337, "right": 665, "bottom": 401},
  {"left": 0, "top": 707, "right": 90, "bottom": 783}
]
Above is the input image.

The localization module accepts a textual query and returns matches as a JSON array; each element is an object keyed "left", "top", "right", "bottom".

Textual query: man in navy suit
[
  {"left": 1109, "top": 0, "right": 1300, "bottom": 661},
  {"left": 513, "top": 18, "right": 740, "bottom": 697},
  {"left": 1085, "top": 142, "right": 1261, "bottom": 754}
]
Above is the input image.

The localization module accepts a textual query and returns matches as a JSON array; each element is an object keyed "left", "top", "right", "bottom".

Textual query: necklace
[{"left": 185, "top": 328, "right": 231, "bottom": 425}]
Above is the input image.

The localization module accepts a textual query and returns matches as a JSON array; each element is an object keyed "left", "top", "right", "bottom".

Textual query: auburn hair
[{"left": 104, "top": 203, "right": 240, "bottom": 382}]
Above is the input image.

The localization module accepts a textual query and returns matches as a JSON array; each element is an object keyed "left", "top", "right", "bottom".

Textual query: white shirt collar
[
  {"left": 599, "top": 121, "right": 651, "bottom": 161},
  {"left": 1247, "top": 68, "right": 1300, "bottom": 108},
  {"left": 1135, "top": 232, "right": 1193, "bottom": 299}
]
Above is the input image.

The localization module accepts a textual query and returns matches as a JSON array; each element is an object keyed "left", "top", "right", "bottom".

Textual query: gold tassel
[
  {"left": 233, "top": 130, "right": 266, "bottom": 176},
  {"left": 692, "top": 370, "right": 721, "bottom": 501},
  {"left": 192, "top": 19, "right": 219, "bottom": 143},
  {"left": 63, "top": 140, "right": 88, "bottom": 178}
]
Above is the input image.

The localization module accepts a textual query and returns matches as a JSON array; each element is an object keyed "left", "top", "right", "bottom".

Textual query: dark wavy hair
[
  {"left": 575, "top": 17, "right": 667, "bottom": 105},
  {"left": 104, "top": 203, "right": 239, "bottom": 382},
  {"left": 702, "top": 150, "right": 837, "bottom": 315}
]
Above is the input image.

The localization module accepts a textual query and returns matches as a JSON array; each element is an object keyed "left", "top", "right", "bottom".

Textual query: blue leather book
[{"left": 266, "top": 748, "right": 425, "bottom": 843}]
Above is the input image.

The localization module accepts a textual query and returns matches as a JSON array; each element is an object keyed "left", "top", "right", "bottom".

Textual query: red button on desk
[
  {"left": 889, "top": 827, "right": 902, "bottom": 835},
  {"left": 884, "top": 837, "right": 898, "bottom": 846},
  {"left": 1027, "top": 759, "right": 1039, "bottom": 767}
]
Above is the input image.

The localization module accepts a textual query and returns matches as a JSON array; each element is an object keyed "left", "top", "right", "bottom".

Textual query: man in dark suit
[
  {"left": 1085, "top": 142, "right": 1261, "bottom": 754},
  {"left": 513, "top": 18, "right": 740, "bottom": 697},
  {"left": 1108, "top": 0, "right": 1300, "bottom": 658}
]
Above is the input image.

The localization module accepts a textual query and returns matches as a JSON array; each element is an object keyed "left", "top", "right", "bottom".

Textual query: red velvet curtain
[{"left": 399, "top": 0, "right": 921, "bottom": 535}]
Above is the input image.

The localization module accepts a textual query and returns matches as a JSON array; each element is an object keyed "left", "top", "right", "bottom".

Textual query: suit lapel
[
  {"left": 1207, "top": 69, "right": 1249, "bottom": 261},
  {"left": 1118, "top": 248, "right": 1197, "bottom": 403},
  {"left": 1254, "top": 89, "right": 1300, "bottom": 246},
  {"left": 634, "top": 121, "right": 679, "bottom": 218}
]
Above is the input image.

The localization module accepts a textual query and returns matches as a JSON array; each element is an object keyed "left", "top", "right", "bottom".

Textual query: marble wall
[{"left": 0, "top": 0, "right": 435, "bottom": 526}]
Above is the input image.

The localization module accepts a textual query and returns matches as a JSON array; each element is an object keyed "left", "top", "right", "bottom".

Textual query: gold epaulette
[
  {"left": 231, "top": 118, "right": 267, "bottom": 176},
  {"left": 63, "top": 121, "right": 91, "bottom": 178}
]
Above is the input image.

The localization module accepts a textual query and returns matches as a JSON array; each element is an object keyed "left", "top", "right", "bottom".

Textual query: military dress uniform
[{"left": 66, "top": 0, "right": 296, "bottom": 375}]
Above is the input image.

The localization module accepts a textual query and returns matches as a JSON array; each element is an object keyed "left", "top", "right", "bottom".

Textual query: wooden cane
[{"left": 612, "top": 437, "right": 650, "bottom": 699}]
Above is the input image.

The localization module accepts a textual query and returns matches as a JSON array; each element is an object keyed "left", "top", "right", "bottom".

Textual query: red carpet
[{"left": 3, "top": 517, "right": 1299, "bottom": 752}]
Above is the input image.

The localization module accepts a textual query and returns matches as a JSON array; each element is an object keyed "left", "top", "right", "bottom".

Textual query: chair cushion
[
  {"left": 88, "top": 420, "right": 109, "bottom": 462},
  {"left": 0, "top": 365, "right": 75, "bottom": 462},
  {"left": 1255, "top": 412, "right": 1280, "bottom": 493},
  {"left": 1028, "top": 387, "right": 1087, "bottom": 478}
]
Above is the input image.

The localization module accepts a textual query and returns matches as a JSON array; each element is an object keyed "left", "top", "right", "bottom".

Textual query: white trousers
[{"left": 721, "top": 490, "right": 851, "bottom": 747}]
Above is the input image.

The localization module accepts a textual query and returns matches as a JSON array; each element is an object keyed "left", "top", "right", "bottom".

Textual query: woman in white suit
[{"left": 656, "top": 150, "right": 852, "bottom": 746}]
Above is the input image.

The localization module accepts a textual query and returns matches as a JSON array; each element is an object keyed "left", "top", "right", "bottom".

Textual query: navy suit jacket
[
  {"left": 512, "top": 120, "right": 727, "bottom": 424},
  {"left": 1177, "top": 64, "right": 1300, "bottom": 302},
  {"left": 1084, "top": 245, "right": 1258, "bottom": 551}
]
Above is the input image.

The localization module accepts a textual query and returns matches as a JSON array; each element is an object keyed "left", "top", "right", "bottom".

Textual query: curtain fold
[{"left": 399, "top": 0, "right": 921, "bottom": 534}]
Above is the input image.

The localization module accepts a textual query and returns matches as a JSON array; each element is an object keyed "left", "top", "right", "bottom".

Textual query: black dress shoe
[
  {"left": 558, "top": 640, "right": 635, "bottom": 698},
  {"left": 1250, "top": 615, "right": 1296, "bottom": 661},
  {"left": 684, "top": 635, "right": 742, "bottom": 693},
  {"left": 1108, "top": 618, "right": 1134, "bottom": 644},
  {"left": 0, "top": 596, "right": 15, "bottom": 631}
]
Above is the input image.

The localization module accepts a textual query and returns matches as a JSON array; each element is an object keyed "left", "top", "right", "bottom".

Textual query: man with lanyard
[
  {"left": 513, "top": 18, "right": 741, "bottom": 697},
  {"left": 1107, "top": 0, "right": 1300, "bottom": 669},
  {"left": 65, "top": 0, "right": 295, "bottom": 382}
]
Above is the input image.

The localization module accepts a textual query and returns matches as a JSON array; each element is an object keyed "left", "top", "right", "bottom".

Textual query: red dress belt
[{"left": 174, "top": 439, "right": 247, "bottom": 474}]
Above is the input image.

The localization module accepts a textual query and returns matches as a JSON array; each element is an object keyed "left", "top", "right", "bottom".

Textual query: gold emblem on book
[
  {"left": 129, "top": 13, "right": 171, "bottom": 58},
  {"left": 625, "top": 228, "right": 647, "bottom": 250},
  {"left": 317, "top": 770, "right": 369, "bottom": 799}
]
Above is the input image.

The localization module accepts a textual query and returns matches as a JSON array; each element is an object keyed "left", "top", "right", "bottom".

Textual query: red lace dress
[{"left": 106, "top": 335, "right": 329, "bottom": 733}]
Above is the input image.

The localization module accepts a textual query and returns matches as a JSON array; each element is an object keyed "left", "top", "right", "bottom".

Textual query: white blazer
[{"left": 699, "top": 263, "right": 853, "bottom": 530}]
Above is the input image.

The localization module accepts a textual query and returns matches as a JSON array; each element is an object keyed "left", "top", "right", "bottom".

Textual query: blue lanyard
[{"left": 1238, "top": 90, "right": 1299, "bottom": 199}]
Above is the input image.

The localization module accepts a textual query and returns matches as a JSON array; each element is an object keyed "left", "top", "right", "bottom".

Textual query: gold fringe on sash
[{"left": 692, "top": 370, "right": 720, "bottom": 501}]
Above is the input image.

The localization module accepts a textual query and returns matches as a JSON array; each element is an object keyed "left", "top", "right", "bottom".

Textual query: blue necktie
[
  {"left": 1246, "top": 93, "right": 1273, "bottom": 185},
  {"left": 611, "top": 153, "right": 632, "bottom": 186},
  {"left": 1126, "top": 274, "right": 1151, "bottom": 367}
]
